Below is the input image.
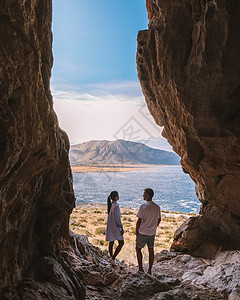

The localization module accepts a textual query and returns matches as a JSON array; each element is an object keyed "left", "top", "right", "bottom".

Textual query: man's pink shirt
[{"left": 137, "top": 201, "right": 161, "bottom": 235}]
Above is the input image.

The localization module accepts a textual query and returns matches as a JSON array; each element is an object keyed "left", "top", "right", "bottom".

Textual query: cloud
[
  {"left": 51, "top": 80, "right": 145, "bottom": 103},
  {"left": 86, "top": 81, "right": 144, "bottom": 98}
]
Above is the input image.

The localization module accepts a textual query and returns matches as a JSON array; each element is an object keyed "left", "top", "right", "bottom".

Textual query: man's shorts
[{"left": 136, "top": 233, "right": 155, "bottom": 249}]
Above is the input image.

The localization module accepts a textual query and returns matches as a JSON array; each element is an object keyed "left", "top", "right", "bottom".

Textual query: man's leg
[
  {"left": 147, "top": 247, "right": 154, "bottom": 274},
  {"left": 109, "top": 241, "right": 114, "bottom": 257},
  {"left": 136, "top": 247, "right": 144, "bottom": 272},
  {"left": 112, "top": 240, "right": 124, "bottom": 260}
]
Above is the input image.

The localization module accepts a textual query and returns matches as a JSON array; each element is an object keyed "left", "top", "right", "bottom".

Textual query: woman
[{"left": 106, "top": 191, "right": 124, "bottom": 265}]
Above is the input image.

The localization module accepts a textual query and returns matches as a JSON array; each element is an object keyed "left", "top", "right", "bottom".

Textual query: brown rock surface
[
  {"left": 137, "top": 0, "right": 240, "bottom": 255},
  {"left": 0, "top": 1, "right": 84, "bottom": 298},
  {"left": 1, "top": 0, "right": 240, "bottom": 298}
]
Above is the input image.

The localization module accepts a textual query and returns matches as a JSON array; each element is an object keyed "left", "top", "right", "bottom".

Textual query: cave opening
[
  {"left": 1, "top": 0, "right": 240, "bottom": 298},
  {"left": 51, "top": 0, "right": 199, "bottom": 265}
]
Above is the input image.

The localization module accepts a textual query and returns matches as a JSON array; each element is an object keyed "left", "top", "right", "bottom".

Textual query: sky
[{"left": 51, "top": 0, "right": 173, "bottom": 151}]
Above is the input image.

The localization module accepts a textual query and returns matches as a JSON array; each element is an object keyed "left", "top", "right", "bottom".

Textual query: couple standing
[{"left": 106, "top": 188, "right": 161, "bottom": 274}]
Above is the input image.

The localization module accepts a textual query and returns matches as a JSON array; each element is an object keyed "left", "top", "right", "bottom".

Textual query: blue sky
[
  {"left": 52, "top": 0, "right": 148, "bottom": 86},
  {"left": 51, "top": 0, "right": 172, "bottom": 151}
]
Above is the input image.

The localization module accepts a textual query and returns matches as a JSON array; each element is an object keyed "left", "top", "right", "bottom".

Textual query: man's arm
[
  {"left": 157, "top": 217, "right": 161, "bottom": 226},
  {"left": 136, "top": 218, "right": 142, "bottom": 235}
]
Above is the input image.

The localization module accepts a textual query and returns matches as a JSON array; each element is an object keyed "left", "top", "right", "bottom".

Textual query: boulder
[{"left": 120, "top": 272, "right": 171, "bottom": 299}]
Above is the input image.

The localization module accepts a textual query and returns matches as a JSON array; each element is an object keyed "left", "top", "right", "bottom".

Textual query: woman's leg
[
  {"left": 112, "top": 240, "right": 124, "bottom": 260},
  {"left": 109, "top": 241, "right": 114, "bottom": 257}
]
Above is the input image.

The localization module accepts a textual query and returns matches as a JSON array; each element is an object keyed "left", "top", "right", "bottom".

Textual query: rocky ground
[
  {"left": 85, "top": 249, "right": 239, "bottom": 299},
  {"left": 68, "top": 206, "right": 240, "bottom": 300},
  {"left": 69, "top": 232, "right": 239, "bottom": 300}
]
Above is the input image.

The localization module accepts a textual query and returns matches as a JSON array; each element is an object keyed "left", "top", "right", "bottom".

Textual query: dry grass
[{"left": 70, "top": 203, "right": 196, "bottom": 266}]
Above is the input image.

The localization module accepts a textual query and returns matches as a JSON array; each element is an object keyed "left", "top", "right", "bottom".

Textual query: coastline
[
  {"left": 75, "top": 202, "right": 196, "bottom": 216},
  {"left": 71, "top": 164, "right": 180, "bottom": 173}
]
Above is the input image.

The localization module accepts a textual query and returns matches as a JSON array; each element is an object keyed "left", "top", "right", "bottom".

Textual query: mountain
[{"left": 70, "top": 139, "right": 180, "bottom": 166}]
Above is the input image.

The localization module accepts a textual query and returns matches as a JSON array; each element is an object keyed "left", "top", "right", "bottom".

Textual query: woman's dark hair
[
  {"left": 144, "top": 188, "right": 154, "bottom": 199},
  {"left": 107, "top": 191, "right": 119, "bottom": 214}
]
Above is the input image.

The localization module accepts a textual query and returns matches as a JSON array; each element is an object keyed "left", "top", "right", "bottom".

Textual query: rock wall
[
  {"left": 0, "top": 1, "right": 84, "bottom": 298},
  {"left": 137, "top": 0, "right": 240, "bottom": 257}
]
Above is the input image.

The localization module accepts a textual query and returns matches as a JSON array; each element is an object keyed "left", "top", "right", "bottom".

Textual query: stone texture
[
  {"left": 171, "top": 202, "right": 240, "bottom": 258},
  {"left": 0, "top": 1, "right": 83, "bottom": 298},
  {"left": 120, "top": 272, "right": 171, "bottom": 299},
  {"left": 151, "top": 250, "right": 238, "bottom": 299},
  {"left": 137, "top": 0, "right": 240, "bottom": 255},
  {"left": 64, "top": 233, "right": 121, "bottom": 287},
  {"left": 182, "top": 250, "right": 240, "bottom": 297},
  {"left": 150, "top": 290, "right": 199, "bottom": 300},
  {"left": 103, "top": 250, "right": 228, "bottom": 300}
]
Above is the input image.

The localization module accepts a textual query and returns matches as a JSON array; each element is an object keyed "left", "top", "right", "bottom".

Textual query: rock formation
[
  {"left": 83, "top": 249, "right": 236, "bottom": 299},
  {"left": 1, "top": 0, "right": 240, "bottom": 298},
  {"left": 152, "top": 249, "right": 240, "bottom": 299},
  {"left": 0, "top": 1, "right": 85, "bottom": 298},
  {"left": 137, "top": 0, "right": 240, "bottom": 257}
]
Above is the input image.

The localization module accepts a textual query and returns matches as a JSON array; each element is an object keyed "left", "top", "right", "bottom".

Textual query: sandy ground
[
  {"left": 70, "top": 203, "right": 196, "bottom": 266},
  {"left": 71, "top": 164, "right": 178, "bottom": 173}
]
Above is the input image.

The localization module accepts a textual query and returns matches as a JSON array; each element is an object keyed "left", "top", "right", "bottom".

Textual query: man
[{"left": 136, "top": 188, "right": 161, "bottom": 274}]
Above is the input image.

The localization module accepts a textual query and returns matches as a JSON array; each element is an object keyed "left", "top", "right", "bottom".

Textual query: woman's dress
[{"left": 106, "top": 201, "right": 124, "bottom": 241}]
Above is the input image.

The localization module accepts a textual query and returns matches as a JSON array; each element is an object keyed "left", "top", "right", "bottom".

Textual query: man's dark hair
[{"left": 145, "top": 188, "right": 154, "bottom": 199}]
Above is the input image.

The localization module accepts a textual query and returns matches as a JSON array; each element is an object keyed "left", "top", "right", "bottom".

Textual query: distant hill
[{"left": 70, "top": 139, "right": 180, "bottom": 166}]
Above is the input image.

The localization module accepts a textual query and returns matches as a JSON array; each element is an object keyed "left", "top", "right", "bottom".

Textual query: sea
[{"left": 73, "top": 165, "right": 200, "bottom": 213}]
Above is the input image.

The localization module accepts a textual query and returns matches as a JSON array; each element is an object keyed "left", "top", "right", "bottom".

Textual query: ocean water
[{"left": 73, "top": 166, "right": 200, "bottom": 213}]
